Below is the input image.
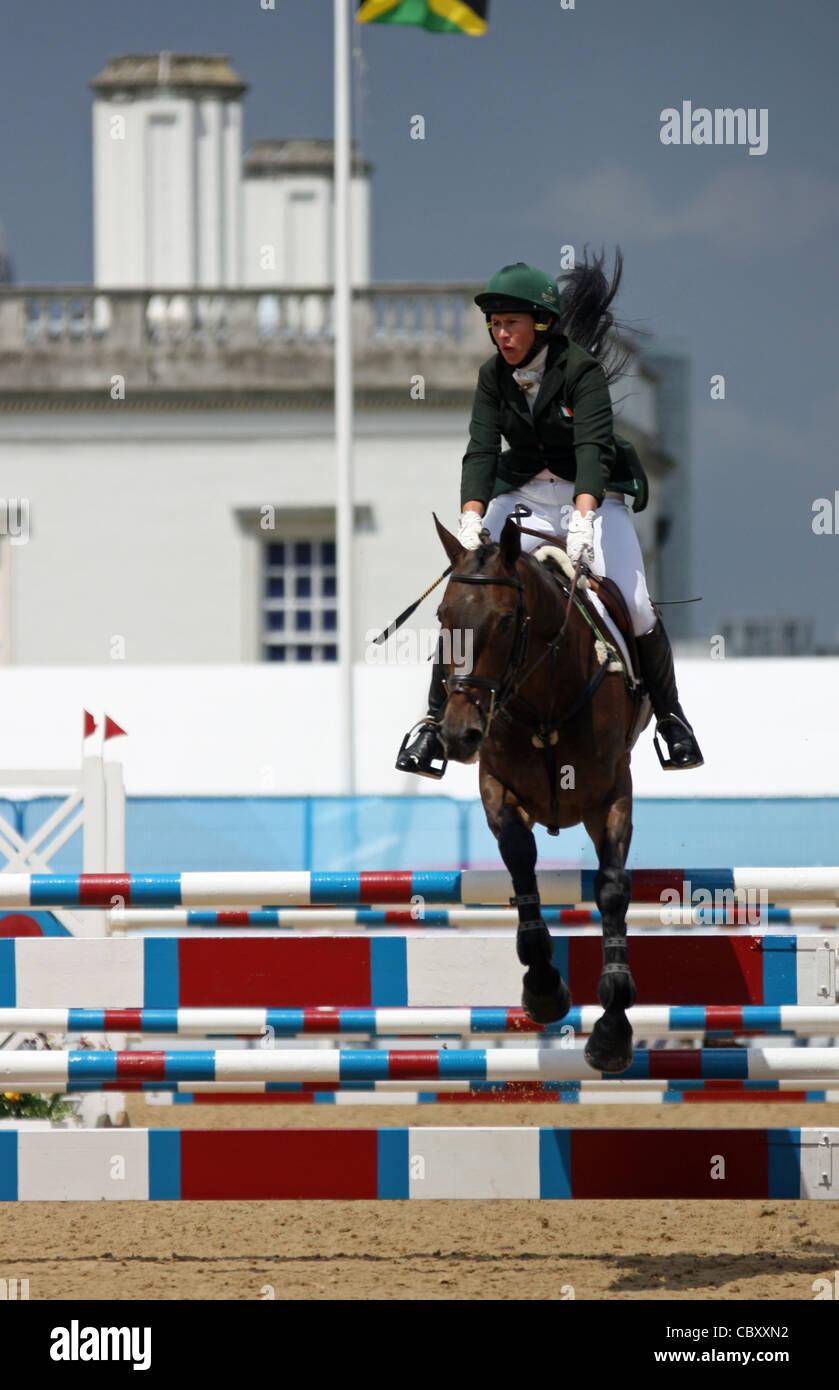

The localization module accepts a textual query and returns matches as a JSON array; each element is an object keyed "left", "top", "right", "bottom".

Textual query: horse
[{"left": 434, "top": 512, "right": 649, "bottom": 1073}]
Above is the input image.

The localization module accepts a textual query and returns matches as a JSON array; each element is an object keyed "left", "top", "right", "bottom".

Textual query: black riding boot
[
  {"left": 395, "top": 641, "right": 448, "bottom": 779},
  {"left": 636, "top": 618, "right": 704, "bottom": 770}
]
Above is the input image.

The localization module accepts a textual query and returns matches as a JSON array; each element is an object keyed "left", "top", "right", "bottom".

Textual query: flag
[
  {"left": 103, "top": 715, "right": 127, "bottom": 741},
  {"left": 83, "top": 710, "right": 98, "bottom": 739},
  {"left": 357, "top": 0, "right": 488, "bottom": 35}
]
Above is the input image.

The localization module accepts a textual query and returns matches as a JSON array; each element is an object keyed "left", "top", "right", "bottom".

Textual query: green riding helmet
[{"left": 474, "top": 262, "right": 562, "bottom": 332}]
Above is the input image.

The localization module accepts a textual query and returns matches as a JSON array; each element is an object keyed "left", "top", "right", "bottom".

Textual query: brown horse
[{"left": 434, "top": 513, "right": 649, "bottom": 1073}]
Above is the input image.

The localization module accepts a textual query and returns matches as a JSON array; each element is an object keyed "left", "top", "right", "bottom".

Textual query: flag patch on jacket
[{"left": 559, "top": 405, "right": 574, "bottom": 420}]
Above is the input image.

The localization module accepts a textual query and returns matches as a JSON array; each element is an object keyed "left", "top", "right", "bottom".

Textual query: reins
[{"left": 514, "top": 522, "right": 582, "bottom": 638}]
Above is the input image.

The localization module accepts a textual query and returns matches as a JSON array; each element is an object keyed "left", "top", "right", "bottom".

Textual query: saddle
[{"left": 517, "top": 525, "right": 642, "bottom": 685}]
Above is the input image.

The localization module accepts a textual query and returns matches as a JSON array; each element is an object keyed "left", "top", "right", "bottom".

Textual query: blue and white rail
[
  {"left": 3, "top": 1046, "right": 839, "bottom": 1086},
  {"left": 3, "top": 1004, "right": 838, "bottom": 1038},
  {"left": 1, "top": 867, "right": 838, "bottom": 908}
]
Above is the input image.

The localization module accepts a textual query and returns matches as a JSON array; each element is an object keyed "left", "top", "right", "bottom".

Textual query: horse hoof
[
  {"left": 583, "top": 1019, "right": 634, "bottom": 1074},
  {"left": 584, "top": 1043, "right": 634, "bottom": 1074},
  {"left": 521, "top": 967, "right": 571, "bottom": 1025}
]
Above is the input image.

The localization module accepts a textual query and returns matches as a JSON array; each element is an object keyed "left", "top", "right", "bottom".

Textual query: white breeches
[{"left": 483, "top": 477, "right": 657, "bottom": 637}]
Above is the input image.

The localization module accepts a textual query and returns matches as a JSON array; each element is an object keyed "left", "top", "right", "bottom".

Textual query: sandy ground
[{"left": 2, "top": 1099, "right": 838, "bottom": 1301}]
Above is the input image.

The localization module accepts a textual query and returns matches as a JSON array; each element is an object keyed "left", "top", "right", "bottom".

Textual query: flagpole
[{"left": 334, "top": 0, "right": 355, "bottom": 795}]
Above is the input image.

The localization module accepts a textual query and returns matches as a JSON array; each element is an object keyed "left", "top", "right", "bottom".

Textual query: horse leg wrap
[
  {"left": 598, "top": 940, "right": 636, "bottom": 1011},
  {"left": 585, "top": 942, "right": 636, "bottom": 1073},
  {"left": 509, "top": 890, "right": 541, "bottom": 927},
  {"left": 516, "top": 907, "right": 572, "bottom": 1026}
]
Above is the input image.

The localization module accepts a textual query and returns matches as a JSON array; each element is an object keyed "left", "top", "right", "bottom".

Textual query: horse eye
[{"left": 497, "top": 614, "right": 514, "bottom": 633}]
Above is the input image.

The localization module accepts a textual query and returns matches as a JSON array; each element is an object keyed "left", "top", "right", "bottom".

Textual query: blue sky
[{"left": 1, "top": 0, "right": 837, "bottom": 643}]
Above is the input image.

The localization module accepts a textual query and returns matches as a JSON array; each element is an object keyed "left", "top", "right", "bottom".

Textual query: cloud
[{"left": 534, "top": 167, "right": 839, "bottom": 254}]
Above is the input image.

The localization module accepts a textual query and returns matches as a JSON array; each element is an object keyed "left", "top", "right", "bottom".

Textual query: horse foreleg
[
  {"left": 482, "top": 775, "right": 571, "bottom": 1024},
  {"left": 583, "top": 783, "right": 636, "bottom": 1073}
]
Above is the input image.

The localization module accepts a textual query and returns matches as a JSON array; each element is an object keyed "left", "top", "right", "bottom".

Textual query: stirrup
[
  {"left": 652, "top": 714, "right": 704, "bottom": 771},
  {"left": 395, "top": 719, "right": 448, "bottom": 780}
]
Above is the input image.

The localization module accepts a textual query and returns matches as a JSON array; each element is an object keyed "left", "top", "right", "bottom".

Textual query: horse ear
[
  {"left": 433, "top": 513, "right": 465, "bottom": 565},
  {"left": 498, "top": 516, "right": 521, "bottom": 567}
]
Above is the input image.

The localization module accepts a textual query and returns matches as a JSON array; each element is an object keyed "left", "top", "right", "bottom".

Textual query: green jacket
[{"left": 460, "top": 335, "right": 649, "bottom": 512}]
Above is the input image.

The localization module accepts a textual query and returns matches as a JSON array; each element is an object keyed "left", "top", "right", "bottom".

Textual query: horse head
[{"left": 433, "top": 514, "right": 527, "bottom": 764}]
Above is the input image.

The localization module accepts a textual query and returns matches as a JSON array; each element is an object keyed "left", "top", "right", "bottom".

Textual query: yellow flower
[{"left": 3, "top": 1092, "right": 21, "bottom": 1102}]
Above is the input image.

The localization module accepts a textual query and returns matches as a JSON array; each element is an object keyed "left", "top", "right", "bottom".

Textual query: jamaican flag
[{"left": 357, "top": 1, "right": 488, "bottom": 35}]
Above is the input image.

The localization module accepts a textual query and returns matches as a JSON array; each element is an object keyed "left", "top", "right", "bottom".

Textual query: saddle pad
[{"left": 585, "top": 590, "right": 634, "bottom": 677}]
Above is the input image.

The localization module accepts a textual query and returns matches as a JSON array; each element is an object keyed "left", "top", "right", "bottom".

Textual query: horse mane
[
  {"left": 517, "top": 549, "right": 571, "bottom": 628},
  {"left": 455, "top": 542, "right": 570, "bottom": 635}
]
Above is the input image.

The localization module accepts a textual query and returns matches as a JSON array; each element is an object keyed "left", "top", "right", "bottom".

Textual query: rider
[{"left": 395, "top": 257, "right": 704, "bottom": 777}]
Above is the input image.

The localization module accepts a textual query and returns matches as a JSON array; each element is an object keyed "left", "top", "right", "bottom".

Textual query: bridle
[
  {"left": 442, "top": 571, "right": 530, "bottom": 731},
  {"left": 441, "top": 540, "right": 604, "bottom": 739}
]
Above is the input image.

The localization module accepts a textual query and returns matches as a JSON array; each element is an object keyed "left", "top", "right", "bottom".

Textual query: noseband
[{"left": 442, "top": 572, "right": 530, "bottom": 729}]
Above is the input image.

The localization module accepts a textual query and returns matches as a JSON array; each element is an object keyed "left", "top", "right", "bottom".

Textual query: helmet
[{"left": 474, "top": 262, "right": 562, "bottom": 329}]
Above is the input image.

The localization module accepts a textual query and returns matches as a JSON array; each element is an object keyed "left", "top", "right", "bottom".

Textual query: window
[{"left": 263, "top": 537, "right": 338, "bottom": 662}]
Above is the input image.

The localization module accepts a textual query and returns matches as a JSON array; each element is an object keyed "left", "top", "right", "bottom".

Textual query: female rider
[{"left": 396, "top": 255, "right": 703, "bottom": 777}]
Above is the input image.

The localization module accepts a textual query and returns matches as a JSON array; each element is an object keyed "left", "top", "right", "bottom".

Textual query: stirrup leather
[
  {"left": 652, "top": 713, "right": 704, "bottom": 771},
  {"left": 395, "top": 718, "right": 448, "bottom": 780}
]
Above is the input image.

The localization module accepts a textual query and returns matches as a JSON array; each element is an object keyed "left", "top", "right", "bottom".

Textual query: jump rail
[
  {"left": 0, "top": 1127, "right": 836, "bottom": 1200},
  {"left": 146, "top": 1085, "right": 839, "bottom": 1106},
  {"left": 108, "top": 906, "right": 839, "bottom": 930},
  {"left": 3, "top": 1046, "right": 839, "bottom": 1086},
  {"left": 3, "top": 1004, "right": 838, "bottom": 1037},
  {"left": 19, "top": 1077, "right": 839, "bottom": 1096},
  {"left": 3, "top": 867, "right": 839, "bottom": 908}
]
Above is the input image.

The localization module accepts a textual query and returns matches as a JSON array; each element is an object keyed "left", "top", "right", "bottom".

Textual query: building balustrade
[{"left": 0, "top": 285, "right": 491, "bottom": 393}]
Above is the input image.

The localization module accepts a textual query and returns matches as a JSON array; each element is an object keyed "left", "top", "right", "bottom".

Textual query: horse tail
[{"left": 557, "top": 246, "right": 647, "bottom": 384}]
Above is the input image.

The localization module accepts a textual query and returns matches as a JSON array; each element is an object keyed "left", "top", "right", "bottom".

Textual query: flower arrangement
[
  {"left": 0, "top": 1090, "right": 74, "bottom": 1120},
  {"left": 0, "top": 1031, "right": 94, "bottom": 1121}
]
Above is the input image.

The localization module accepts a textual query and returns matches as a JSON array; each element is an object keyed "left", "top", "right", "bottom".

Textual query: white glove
[
  {"left": 458, "top": 511, "right": 484, "bottom": 550},
  {"left": 566, "top": 509, "right": 596, "bottom": 567}
]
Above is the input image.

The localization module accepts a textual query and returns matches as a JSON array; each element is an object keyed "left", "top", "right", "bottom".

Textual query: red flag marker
[
  {"left": 104, "top": 716, "right": 127, "bottom": 741},
  {"left": 83, "top": 711, "right": 98, "bottom": 739}
]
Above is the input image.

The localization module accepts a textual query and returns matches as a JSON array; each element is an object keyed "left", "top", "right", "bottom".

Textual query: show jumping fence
[{"left": 2, "top": 730, "right": 839, "bottom": 1201}]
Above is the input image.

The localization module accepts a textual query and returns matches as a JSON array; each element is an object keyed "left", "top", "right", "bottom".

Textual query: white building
[
  {"left": 242, "top": 138, "right": 371, "bottom": 289},
  {"left": 92, "top": 54, "right": 246, "bottom": 289},
  {"left": 90, "top": 55, "right": 371, "bottom": 291}
]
